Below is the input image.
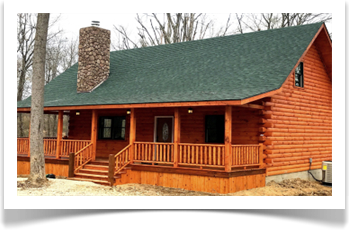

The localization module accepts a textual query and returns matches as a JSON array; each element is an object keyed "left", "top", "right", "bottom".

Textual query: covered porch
[{"left": 17, "top": 103, "right": 266, "bottom": 184}]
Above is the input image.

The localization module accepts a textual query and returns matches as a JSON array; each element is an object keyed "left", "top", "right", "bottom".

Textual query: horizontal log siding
[
  {"left": 179, "top": 106, "right": 260, "bottom": 144},
  {"left": 264, "top": 43, "right": 332, "bottom": 176},
  {"left": 68, "top": 110, "right": 92, "bottom": 140}
]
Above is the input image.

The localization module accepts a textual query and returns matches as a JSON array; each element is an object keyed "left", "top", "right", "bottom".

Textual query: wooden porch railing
[
  {"left": 134, "top": 142, "right": 174, "bottom": 165},
  {"left": 43, "top": 139, "right": 57, "bottom": 156},
  {"left": 17, "top": 138, "right": 29, "bottom": 155},
  {"left": 74, "top": 143, "right": 93, "bottom": 173},
  {"left": 178, "top": 143, "right": 225, "bottom": 168},
  {"left": 17, "top": 138, "right": 91, "bottom": 158},
  {"left": 231, "top": 144, "right": 263, "bottom": 168},
  {"left": 61, "top": 140, "right": 91, "bottom": 157},
  {"left": 131, "top": 142, "right": 263, "bottom": 170}
]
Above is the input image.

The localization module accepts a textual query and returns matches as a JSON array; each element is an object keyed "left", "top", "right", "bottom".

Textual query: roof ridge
[{"left": 110, "top": 22, "right": 324, "bottom": 53}]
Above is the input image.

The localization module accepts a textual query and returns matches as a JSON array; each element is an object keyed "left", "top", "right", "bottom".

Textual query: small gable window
[
  {"left": 205, "top": 115, "right": 225, "bottom": 143},
  {"left": 295, "top": 62, "right": 304, "bottom": 87},
  {"left": 98, "top": 116, "right": 126, "bottom": 140}
]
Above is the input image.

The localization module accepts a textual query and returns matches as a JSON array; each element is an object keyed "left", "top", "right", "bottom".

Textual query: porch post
[
  {"left": 56, "top": 110, "right": 63, "bottom": 159},
  {"left": 173, "top": 108, "right": 180, "bottom": 167},
  {"left": 224, "top": 105, "right": 232, "bottom": 172},
  {"left": 129, "top": 108, "right": 136, "bottom": 164},
  {"left": 91, "top": 110, "right": 98, "bottom": 161}
]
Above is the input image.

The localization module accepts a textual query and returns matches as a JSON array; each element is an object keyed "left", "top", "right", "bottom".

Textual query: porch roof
[{"left": 17, "top": 22, "right": 324, "bottom": 109}]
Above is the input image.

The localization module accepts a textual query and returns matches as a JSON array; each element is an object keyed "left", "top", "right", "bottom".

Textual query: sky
[
  {"left": 51, "top": 13, "right": 238, "bottom": 45},
  {"left": 50, "top": 13, "right": 332, "bottom": 50},
  {"left": 4, "top": 0, "right": 345, "bottom": 209}
]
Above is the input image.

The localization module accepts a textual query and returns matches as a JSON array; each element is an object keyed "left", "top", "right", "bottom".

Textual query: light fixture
[
  {"left": 127, "top": 109, "right": 131, "bottom": 115},
  {"left": 188, "top": 108, "right": 193, "bottom": 114},
  {"left": 76, "top": 111, "right": 80, "bottom": 116}
]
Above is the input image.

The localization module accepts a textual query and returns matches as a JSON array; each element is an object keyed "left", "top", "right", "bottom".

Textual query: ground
[{"left": 17, "top": 176, "right": 332, "bottom": 196}]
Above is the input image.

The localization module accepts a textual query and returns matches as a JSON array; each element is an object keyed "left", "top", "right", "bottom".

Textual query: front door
[{"left": 155, "top": 117, "right": 173, "bottom": 143}]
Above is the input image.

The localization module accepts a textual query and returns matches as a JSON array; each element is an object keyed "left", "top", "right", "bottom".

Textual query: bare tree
[
  {"left": 112, "top": 13, "right": 233, "bottom": 50},
  {"left": 28, "top": 13, "right": 50, "bottom": 185},
  {"left": 61, "top": 37, "right": 79, "bottom": 71},
  {"left": 42, "top": 36, "right": 78, "bottom": 137},
  {"left": 238, "top": 13, "right": 332, "bottom": 33},
  {"left": 17, "top": 13, "right": 36, "bottom": 102},
  {"left": 17, "top": 14, "right": 36, "bottom": 137},
  {"left": 17, "top": 14, "right": 63, "bottom": 137},
  {"left": 235, "top": 13, "right": 244, "bottom": 34},
  {"left": 17, "top": 14, "right": 62, "bottom": 101}
]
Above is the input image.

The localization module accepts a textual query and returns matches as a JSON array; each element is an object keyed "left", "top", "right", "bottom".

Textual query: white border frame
[{"left": 153, "top": 116, "right": 174, "bottom": 143}]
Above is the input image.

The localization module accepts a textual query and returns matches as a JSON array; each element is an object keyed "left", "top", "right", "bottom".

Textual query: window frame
[
  {"left": 98, "top": 116, "right": 126, "bottom": 140},
  {"left": 294, "top": 62, "right": 304, "bottom": 88},
  {"left": 205, "top": 115, "right": 225, "bottom": 144}
]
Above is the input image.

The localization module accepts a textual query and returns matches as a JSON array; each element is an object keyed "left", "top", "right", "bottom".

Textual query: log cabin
[{"left": 17, "top": 22, "right": 332, "bottom": 194}]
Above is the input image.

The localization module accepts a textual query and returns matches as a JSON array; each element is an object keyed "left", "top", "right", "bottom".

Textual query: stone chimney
[{"left": 77, "top": 26, "right": 110, "bottom": 93}]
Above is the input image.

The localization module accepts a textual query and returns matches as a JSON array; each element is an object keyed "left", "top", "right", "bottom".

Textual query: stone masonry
[{"left": 77, "top": 26, "right": 110, "bottom": 93}]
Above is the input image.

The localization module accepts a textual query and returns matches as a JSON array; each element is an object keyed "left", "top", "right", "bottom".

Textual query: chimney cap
[{"left": 91, "top": 21, "right": 100, "bottom": 26}]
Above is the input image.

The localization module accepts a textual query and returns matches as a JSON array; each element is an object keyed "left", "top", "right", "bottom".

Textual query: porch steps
[{"left": 70, "top": 159, "right": 129, "bottom": 186}]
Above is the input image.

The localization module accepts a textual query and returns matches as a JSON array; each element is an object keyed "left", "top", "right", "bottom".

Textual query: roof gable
[{"left": 17, "top": 22, "right": 325, "bottom": 108}]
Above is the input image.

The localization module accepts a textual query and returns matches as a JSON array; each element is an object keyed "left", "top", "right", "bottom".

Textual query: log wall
[
  {"left": 263, "top": 43, "right": 332, "bottom": 176},
  {"left": 68, "top": 110, "right": 92, "bottom": 140}
]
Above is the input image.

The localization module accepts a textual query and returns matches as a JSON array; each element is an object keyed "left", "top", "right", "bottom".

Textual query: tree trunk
[{"left": 29, "top": 13, "right": 50, "bottom": 185}]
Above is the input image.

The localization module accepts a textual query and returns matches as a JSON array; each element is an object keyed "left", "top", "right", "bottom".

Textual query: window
[
  {"left": 295, "top": 62, "right": 304, "bottom": 87},
  {"left": 98, "top": 116, "right": 126, "bottom": 140},
  {"left": 205, "top": 115, "right": 225, "bottom": 143}
]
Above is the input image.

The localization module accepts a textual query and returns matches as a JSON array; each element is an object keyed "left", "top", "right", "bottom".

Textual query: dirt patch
[
  {"left": 17, "top": 177, "right": 331, "bottom": 196},
  {"left": 230, "top": 178, "right": 332, "bottom": 196},
  {"left": 111, "top": 184, "right": 222, "bottom": 196},
  {"left": 17, "top": 179, "right": 51, "bottom": 189}
]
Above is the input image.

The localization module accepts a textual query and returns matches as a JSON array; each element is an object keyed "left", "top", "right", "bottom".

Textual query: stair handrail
[
  {"left": 74, "top": 142, "right": 93, "bottom": 173},
  {"left": 114, "top": 144, "right": 132, "bottom": 175}
]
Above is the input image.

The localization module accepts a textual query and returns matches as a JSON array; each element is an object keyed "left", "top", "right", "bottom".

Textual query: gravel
[{"left": 17, "top": 178, "right": 221, "bottom": 196}]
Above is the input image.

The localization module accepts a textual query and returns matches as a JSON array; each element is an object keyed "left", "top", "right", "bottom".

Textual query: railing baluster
[
  {"left": 179, "top": 145, "right": 182, "bottom": 164},
  {"left": 209, "top": 147, "right": 212, "bottom": 165},
  {"left": 190, "top": 146, "right": 193, "bottom": 164},
  {"left": 145, "top": 143, "right": 147, "bottom": 161},
  {"left": 196, "top": 146, "right": 198, "bottom": 165},
  {"left": 200, "top": 146, "right": 203, "bottom": 165},
  {"left": 141, "top": 144, "right": 144, "bottom": 161}
]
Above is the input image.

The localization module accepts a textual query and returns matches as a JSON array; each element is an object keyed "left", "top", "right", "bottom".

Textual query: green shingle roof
[{"left": 17, "top": 22, "right": 323, "bottom": 108}]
